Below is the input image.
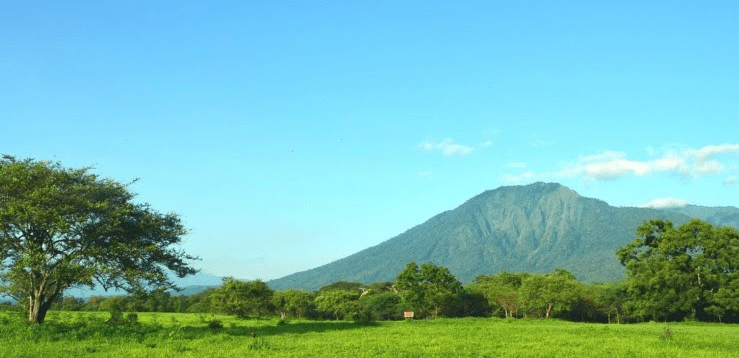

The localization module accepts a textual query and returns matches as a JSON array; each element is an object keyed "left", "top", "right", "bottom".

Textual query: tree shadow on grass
[
  {"left": 233, "top": 320, "right": 378, "bottom": 337},
  {"left": 175, "top": 320, "right": 379, "bottom": 340},
  {"left": 4, "top": 315, "right": 381, "bottom": 343}
]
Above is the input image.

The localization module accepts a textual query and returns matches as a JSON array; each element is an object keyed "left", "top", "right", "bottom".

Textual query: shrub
[
  {"left": 107, "top": 310, "right": 124, "bottom": 324},
  {"left": 208, "top": 319, "right": 223, "bottom": 330},
  {"left": 126, "top": 313, "right": 139, "bottom": 325}
]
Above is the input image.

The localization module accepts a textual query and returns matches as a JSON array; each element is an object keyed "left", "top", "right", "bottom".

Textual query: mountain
[
  {"left": 662, "top": 204, "right": 739, "bottom": 228},
  {"left": 62, "top": 270, "right": 223, "bottom": 298},
  {"left": 268, "top": 182, "right": 738, "bottom": 291},
  {"left": 171, "top": 285, "right": 218, "bottom": 297}
]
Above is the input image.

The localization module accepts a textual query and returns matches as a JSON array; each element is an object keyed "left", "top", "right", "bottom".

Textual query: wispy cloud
[
  {"left": 418, "top": 169, "right": 433, "bottom": 178},
  {"left": 418, "top": 139, "right": 475, "bottom": 157},
  {"left": 502, "top": 171, "right": 535, "bottom": 184},
  {"left": 530, "top": 133, "right": 555, "bottom": 147},
  {"left": 724, "top": 175, "right": 737, "bottom": 185},
  {"left": 502, "top": 143, "right": 739, "bottom": 184},
  {"left": 639, "top": 197, "right": 689, "bottom": 208}
]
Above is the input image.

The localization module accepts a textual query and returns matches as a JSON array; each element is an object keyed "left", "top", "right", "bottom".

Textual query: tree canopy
[
  {"left": 210, "top": 277, "right": 274, "bottom": 318},
  {"left": 617, "top": 218, "right": 739, "bottom": 321},
  {"left": 0, "top": 156, "right": 198, "bottom": 323},
  {"left": 395, "top": 262, "right": 463, "bottom": 317}
]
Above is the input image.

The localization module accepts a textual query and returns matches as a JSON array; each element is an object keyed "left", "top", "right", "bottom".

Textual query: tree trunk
[
  {"left": 545, "top": 303, "right": 552, "bottom": 318},
  {"left": 28, "top": 292, "right": 57, "bottom": 324}
]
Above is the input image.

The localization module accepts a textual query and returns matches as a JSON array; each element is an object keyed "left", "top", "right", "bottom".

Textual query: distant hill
[
  {"left": 62, "top": 270, "right": 223, "bottom": 299},
  {"left": 662, "top": 204, "right": 739, "bottom": 228},
  {"left": 171, "top": 285, "right": 218, "bottom": 297},
  {"left": 268, "top": 182, "right": 738, "bottom": 291}
]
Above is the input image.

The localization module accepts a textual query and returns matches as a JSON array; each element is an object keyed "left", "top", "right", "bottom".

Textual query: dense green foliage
[
  {"left": 2, "top": 219, "right": 737, "bottom": 325},
  {"left": 0, "top": 156, "right": 197, "bottom": 323},
  {"left": 209, "top": 278, "right": 274, "bottom": 318},
  {"left": 273, "top": 289, "right": 317, "bottom": 319},
  {"left": 617, "top": 219, "right": 739, "bottom": 322},
  {"left": 2, "top": 311, "right": 739, "bottom": 357},
  {"left": 270, "top": 183, "right": 739, "bottom": 291},
  {"left": 395, "top": 262, "right": 463, "bottom": 318},
  {"left": 3, "top": 156, "right": 739, "bottom": 329}
]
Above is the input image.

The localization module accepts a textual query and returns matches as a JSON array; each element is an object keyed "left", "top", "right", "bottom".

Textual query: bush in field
[
  {"left": 315, "top": 290, "right": 361, "bottom": 320},
  {"left": 208, "top": 318, "right": 223, "bottom": 329},
  {"left": 210, "top": 278, "right": 274, "bottom": 318},
  {"left": 273, "top": 290, "right": 317, "bottom": 319},
  {"left": 362, "top": 292, "right": 402, "bottom": 321},
  {"left": 125, "top": 312, "right": 139, "bottom": 325},
  {"left": 438, "top": 290, "right": 491, "bottom": 318}
]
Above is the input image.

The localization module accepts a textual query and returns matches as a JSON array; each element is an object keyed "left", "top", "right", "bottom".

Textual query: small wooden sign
[{"left": 404, "top": 311, "right": 414, "bottom": 319}]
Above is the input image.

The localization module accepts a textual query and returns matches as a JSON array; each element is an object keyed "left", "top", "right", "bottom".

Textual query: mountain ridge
[{"left": 268, "top": 182, "right": 739, "bottom": 291}]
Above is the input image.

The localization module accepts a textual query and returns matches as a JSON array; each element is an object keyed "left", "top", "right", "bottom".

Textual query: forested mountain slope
[
  {"left": 663, "top": 204, "right": 739, "bottom": 228},
  {"left": 269, "top": 182, "right": 736, "bottom": 291}
]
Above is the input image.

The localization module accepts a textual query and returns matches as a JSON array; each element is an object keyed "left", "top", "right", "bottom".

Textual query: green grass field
[{"left": 1, "top": 311, "right": 737, "bottom": 357}]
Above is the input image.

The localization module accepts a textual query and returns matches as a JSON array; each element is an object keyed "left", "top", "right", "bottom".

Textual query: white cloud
[
  {"left": 418, "top": 141, "right": 434, "bottom": 151},
  {"left": 640, "top": 197, "right": 689, "bottom": 209},
  {"left": 580, "top": 151, "right": 626, "bottom": 163},
  {"left": 501, "top": 143, "right": 739, "bottom": 183},
  {"left": 694, "top": 160, "right": 724, "bottom": 175},
  {"left": 724, "top": 176, "right": 737, "bottom": 185},
  {"left": 687, "top": 144, "right": 739, "bottom": 162},
  {"left": 418, "top": 139, "right": 475, "bottom": 157},
  {"left": 652, "top": 153, "right": 685, "bottom": 171},
  {"left": 480, "top": 140, "right": 493, "bottom": 148},
  {"left": 583, "top": 159, "right": 651, "bottom": 180},
  {"left": 565, "top": 144, "right": 739, "bottom": 181}
]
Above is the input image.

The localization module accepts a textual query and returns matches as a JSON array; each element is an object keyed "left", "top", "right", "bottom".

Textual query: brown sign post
[{"left": 404, "top": 311, "right": 414, "bottom": 319}]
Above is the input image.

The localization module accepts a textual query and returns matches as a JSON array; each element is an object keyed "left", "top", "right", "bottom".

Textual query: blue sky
[{"left": 3, "top": 1, "right": 738, "bottom": 281}]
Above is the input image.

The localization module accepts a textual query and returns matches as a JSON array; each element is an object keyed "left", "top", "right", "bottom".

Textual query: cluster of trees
[
  {"left": 5, "top": 218, "right": 739, "bottom": 323},
  {"left": 2, "top": 156, "right": 739, "bottom": 324},
  {"left": 58, "top": 218, "right": 734, "bottom": 324}
]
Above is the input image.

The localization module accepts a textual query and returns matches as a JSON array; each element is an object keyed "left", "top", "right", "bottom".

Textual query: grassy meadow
[{"left": 1, "top": 311, "right": 738, "bottom": 358}]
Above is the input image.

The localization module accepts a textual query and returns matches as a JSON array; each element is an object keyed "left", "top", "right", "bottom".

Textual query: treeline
[
  {"left": 4, "top": 218, "right": 735, "bottom": 324},
  {"left": 14, "top": 267, "right": 633, "bottom": 323}
]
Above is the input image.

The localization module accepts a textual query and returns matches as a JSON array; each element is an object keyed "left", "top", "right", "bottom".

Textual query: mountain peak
[{"left": 268, "top": 183, "right": 736, "bottom": 291}]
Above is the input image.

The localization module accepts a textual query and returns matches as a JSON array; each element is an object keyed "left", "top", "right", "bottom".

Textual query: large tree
[
  {"left": 468, "top": 271, "right": 529, "bottom": 318},
  {"left": 395, "top": 262, "right": 462, "bottom": 318},
  {"left": 617, "top": 219, "right": 739, "bottom": 321},
  {"left": 518, "top": 270, "right": 581, "bottom": 319},
  {"left": 0, "top": 156, "right": 198, "bottom": 323}
]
